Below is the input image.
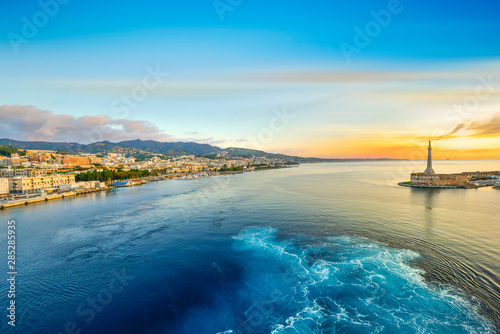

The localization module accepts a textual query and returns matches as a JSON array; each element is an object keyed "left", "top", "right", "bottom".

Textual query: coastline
[
  {"left": 0, "top": 187, "right": 113, "bottom": 210},
  {"left": 398, "top": 181, "right": 498, "bottom": 189},
  {"left": 398, "top": 182, "right": 466, "bottom": 189},
  {"left": 1, "top": 161, "right": 498, "bottom": 332},
  {"left": 0, "top": 166, "right": 294, "bottom": 210}
]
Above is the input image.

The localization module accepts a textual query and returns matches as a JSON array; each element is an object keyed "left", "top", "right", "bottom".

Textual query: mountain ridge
[{"left": 0, "top": 138, "right": 401, "bottom": 162}]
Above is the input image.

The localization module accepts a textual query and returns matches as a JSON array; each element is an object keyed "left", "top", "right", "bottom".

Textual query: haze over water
[{"left": 0, "top": 160, "right": 499, "bottom": 333}]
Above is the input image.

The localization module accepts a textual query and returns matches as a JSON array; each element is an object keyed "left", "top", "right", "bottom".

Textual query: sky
[{"left": 1, "top": 0, "right": 500, "bottom": 159}]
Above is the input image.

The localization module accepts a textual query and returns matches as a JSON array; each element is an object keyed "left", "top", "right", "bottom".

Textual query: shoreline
[
  {"left": 0, "top": 187, "right": 114, "bottom": 210},
  {"left": 1, "top": 163, "right": 498, "bottom": 331},
  {"left": 398, "top": 181, "right": 498, "bottom": 189},
  {"left": 398, "top": 182, "right": 466, "bottom": 189},
  {"left": 0, "top": 166, "right": 295, "bottom": 210}
]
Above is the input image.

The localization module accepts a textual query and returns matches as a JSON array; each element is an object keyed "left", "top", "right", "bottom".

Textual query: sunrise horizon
[{"left": 2, "top": 1, "right": 500, "bottom": 161}]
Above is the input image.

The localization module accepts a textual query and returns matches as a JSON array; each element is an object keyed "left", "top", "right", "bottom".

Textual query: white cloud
[{"left": 0, "top": 104, "right": 175, "bottom": 144}]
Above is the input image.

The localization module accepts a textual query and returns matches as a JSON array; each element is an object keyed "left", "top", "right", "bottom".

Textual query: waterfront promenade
[
  {"left": 0, "top": 167, "right": 288, "bottom": 210},
  {"left": 0, "top": 187, "right": 113, "bottom": 210}
]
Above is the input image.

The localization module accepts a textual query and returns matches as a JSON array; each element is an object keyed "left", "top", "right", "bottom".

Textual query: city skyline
[{"left": 1, "top": 0, "right": 500, "bottom": 159}]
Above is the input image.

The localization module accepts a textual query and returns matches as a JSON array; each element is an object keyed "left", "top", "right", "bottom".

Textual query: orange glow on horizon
[{"left": 278, "top": 136, "right": 500, "bottom": 160}]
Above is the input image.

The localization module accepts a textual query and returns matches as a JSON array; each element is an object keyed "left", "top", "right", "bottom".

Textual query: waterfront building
[
  {"left": 460, "top": 171, "right": 500, "bottom": 179},
  {"left": 411, "top": 141, "right": 466, "bottom": 187},
  {"left": 0, "top": 178, "right": 9, "bottom": 196},
  {"left": 9, "top": 174, "right": 76, "bottom": 194},
  {"left": 410, "top": 173, "right": 469, "bottom": 187},
  {"left": 58, "top": 182, "right": 104, "bottom": 192},
  {"left": 0, "top": 168, "right": 47, "bottom": 178},
  {"left": 410, "top": 142, "right": 500, "bottom": 188}
]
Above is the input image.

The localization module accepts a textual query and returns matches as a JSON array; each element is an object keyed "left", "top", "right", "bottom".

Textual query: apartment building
[
  {"left": 0, "top": 169, "right": 47, "bottom": 178},
  {"left": 9, "top": 174, "right": 76, "bottom": 194}
]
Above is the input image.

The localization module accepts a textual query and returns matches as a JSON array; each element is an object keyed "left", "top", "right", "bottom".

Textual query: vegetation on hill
[
  {"left": 0, "top": 138, "right": 401, "bottom": 162},
  {"left": 0, "top": 138, "right": 303, "bottom": 161},
  {"left": 56, "top": 149, "right": 71, "bottom": 155},
  {"left": 0, "top": 145, "right": 27, "bottom": 157}
]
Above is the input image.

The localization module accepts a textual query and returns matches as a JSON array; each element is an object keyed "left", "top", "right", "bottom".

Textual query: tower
[{"left": 424, "top": 140, "right": 435, "bottom": 175}]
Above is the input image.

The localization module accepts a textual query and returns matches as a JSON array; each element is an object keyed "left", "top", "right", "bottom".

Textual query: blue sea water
[
  {"left": 224, "top": 227, "right": 492, "bottom": 333},
  {"left": 0, "top": 161, "right": 499, "bottom": 333}
]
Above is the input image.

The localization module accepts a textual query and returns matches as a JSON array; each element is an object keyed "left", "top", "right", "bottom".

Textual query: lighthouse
[{"left": 424, "top": 140, "right": 435, "bottom": 175}]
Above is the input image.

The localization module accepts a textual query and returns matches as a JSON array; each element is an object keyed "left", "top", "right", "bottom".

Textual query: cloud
[
  {"left": 243, "top": 70, "right": 487, "bottom": 84},
  {"left": 206, "top": 139, "right": 227, "bottom": 146},
  {"left": 183, "top": 131, "right": 199, "bottom": 136},
  {"left": 426, "top": 113, "right": 500, "bottom": 141},
  {"left": 180, "top": 135, "right": 227, "bottom": 146},
  {"left": 421, "top": 123, "right": 466, "bottom": 141},
  {"left": 0, "top": 104, "right": 175, "bottom": 144},
  {"left": 466, "top": 112, "right": 500, "bottom": 137}
]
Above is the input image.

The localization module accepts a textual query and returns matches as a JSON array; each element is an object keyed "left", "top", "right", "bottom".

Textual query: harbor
[
  {"left": 400, "top": 142, "right": 500, "bottom": 189},
  {"left": 0, "top": 168, "right": 290, "bottom": 210}
]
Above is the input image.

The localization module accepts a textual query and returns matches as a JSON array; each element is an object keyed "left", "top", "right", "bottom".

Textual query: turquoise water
[
  {"left": 228, "top": 227, "right": 491, "bottom": 333},
  {"left": 0, "top": 160, "right": 498, "bottom": 333}
]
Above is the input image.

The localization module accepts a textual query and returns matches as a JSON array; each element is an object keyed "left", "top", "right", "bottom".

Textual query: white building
[
  {"left": 0, "top": 158, "right": 12, "bottom": 167},
  {"left": 9, "top": 174, "right": 76, "bottom": 194},
  {"left": 0, "top": 178, "right": 9, "bottom": 196},
  {"left": 58, "top": 181, "right": 106, "bottom": 192},
  {"left": 1, "top": 169, "right": 47, "bottom": 178}
]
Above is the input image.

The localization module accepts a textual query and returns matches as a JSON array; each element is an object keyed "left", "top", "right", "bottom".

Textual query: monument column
[{"left": 424, "top": 140, "right": 435, "bottom": 174}]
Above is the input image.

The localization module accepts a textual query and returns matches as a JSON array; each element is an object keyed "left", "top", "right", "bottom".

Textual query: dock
[{"left": 0, "top": 187, "right": 113, "bottom": 210}]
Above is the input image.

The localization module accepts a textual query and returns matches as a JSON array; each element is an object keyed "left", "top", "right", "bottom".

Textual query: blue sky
[{"left": 1, "top": 0, "right": 500, "bottom": 158}]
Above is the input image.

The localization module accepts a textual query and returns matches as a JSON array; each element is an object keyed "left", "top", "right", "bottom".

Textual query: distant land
[{"left": 0, "top": 138, "right": 402, "bottom": 163}]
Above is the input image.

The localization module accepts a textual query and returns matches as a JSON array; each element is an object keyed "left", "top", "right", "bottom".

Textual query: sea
[{"left": 0, "top": 160, "right": 499, "bottom": 333}]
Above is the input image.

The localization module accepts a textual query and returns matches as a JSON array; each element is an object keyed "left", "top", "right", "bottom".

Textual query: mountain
[
  {"left": 0, "top": 138, "right": 85, "bottom": 152},
  {"left": 115, "top": 140, "right": 223, "bottom": 156},
  {"left": 0, "top": 138, "right": 403, "bottom": 162},
  {"left": 0, "top": 138, "right": 222, "bottom": 156},
  {"left": 0, "top": 138, "right": 302, "bottom": 161}
]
